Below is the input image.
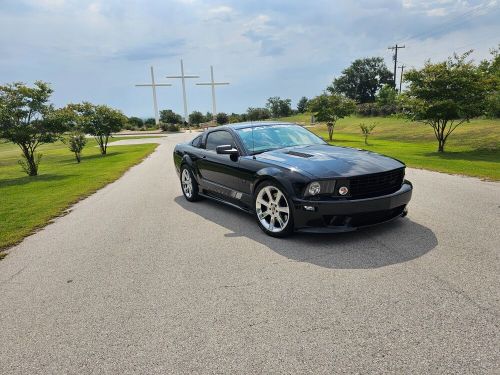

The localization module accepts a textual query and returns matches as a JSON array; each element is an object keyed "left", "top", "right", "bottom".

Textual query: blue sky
[{"left": 1, "top": 0, "right": 499, "bottom": 118}]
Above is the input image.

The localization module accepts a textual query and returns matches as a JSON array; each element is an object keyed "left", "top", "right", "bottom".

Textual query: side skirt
[{"left": 199, "top": 192, "right": 254, "bottom": 214}]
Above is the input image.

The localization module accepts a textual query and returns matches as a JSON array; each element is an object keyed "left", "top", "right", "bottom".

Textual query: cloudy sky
[{"left": 1, "top": 0, "right": 499, "bottom": 118}]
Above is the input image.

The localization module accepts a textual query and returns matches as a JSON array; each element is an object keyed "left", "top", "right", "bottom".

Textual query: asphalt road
[{"left": 1, "top": 132, "right": 499, "bottom": 374}]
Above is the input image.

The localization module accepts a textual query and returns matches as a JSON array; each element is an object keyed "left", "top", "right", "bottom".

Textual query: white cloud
[
  {"left": 426, "top": 7, "right": 448, "bottom": 16},
  {"left": 209, "top": 5, "right": 233, "bottom": 15},
  {"left": 0, "top": 0, "right": 498, "bottom": 116}
]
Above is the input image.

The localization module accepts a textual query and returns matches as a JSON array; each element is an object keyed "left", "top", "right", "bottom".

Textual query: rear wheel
[
  {"left": 254, "top": 182, "right": 294, "bottom": 237},
  {"left": 180, "top": 165, "right": 200, "bottom": 202}
]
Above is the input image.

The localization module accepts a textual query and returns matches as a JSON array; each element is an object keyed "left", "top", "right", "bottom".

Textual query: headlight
[
  {"left": 304, "top": 180, "right": 336, "bottom": 197},
  {"left": 307, "top": 182, "right": 321, "bottom": 196}
]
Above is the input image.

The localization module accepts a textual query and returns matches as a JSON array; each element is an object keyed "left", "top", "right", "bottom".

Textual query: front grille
[{"left": 349, "top": 168, "right": 404, "bottom": 198}]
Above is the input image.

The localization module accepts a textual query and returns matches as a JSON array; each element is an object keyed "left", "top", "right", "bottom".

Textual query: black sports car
[{"left": 173, "top": 122, "right": 412, "bottom": 237}]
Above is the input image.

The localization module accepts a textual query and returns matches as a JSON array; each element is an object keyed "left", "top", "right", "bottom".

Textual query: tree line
[
  {"left": 308, "top": 47, "right": 499, "bottom": 152},
  {"left": 0, "top": 82, "right": 131, "bottom": 176}
]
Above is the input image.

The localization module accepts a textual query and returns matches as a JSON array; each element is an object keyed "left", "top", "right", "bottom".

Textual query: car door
[{"left": 197, "top": 130, "right": 244, "bottom": 199}]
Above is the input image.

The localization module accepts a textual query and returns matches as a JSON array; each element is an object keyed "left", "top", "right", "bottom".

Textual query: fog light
[
  {"left": 303, "top": 205, "right": 316, "bottom": 211},
  {"left": 338, "top": 186, "right": 349, "bottom": 195},
  {"left": 307, "top": 182, "right": 321, "bottom": 196}
]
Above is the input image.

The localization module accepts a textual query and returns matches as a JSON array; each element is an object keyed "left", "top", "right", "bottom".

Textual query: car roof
[{"left": 221, "top": 121, "right": 295, "bottom": 130}]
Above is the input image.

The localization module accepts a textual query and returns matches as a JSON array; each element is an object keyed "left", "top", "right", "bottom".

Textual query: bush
[
  {"left": 160, "top": 123, "right": 180, "bottom": 132},
  {"left": 216, "top": 112, "right": 229, "bottom": 125},
  {"left": 356, "top": 103, "right": 399, "bottom": 117},
  {"left": 356, "top": 103, "right": 378, "bottom": 116},
  {"left": 128, "top": 116, "right": 144, "bottom": 129},
  {"left": 67, "top": 131, "right": 87, "bottom": 163}
]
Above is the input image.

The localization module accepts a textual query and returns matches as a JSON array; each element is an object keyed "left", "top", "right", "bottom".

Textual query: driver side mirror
[{"left": 216, "top": 144, "right": 239, "bottom": 156}]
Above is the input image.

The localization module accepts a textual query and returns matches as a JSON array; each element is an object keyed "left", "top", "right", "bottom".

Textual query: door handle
[{"left": 202, "top": 155, "right": 207, "bottom": 159}]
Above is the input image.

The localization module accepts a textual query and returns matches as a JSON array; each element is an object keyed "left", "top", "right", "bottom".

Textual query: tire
[
  {"left": 180, "top": 165, "right": 200, "bottom": 202},
  {"left": 254, "top": 181, "right": 294, "bottom": 237}
]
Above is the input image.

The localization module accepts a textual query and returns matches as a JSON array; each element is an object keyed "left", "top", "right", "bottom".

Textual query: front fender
[{"left": 252, "top": 167, "right": 310, "bottom": 199}]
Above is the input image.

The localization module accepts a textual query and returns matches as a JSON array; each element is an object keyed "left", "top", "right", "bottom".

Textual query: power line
[{"left": 399, "top": 3, "right": 488, "bottom": 43}]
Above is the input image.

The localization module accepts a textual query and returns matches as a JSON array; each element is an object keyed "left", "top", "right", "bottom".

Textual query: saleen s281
[{"left": 173, "top": 122, "right": 412, "bottom": 237}]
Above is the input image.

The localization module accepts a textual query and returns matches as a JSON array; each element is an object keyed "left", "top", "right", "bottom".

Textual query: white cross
[
  {"left": 166, "top": 59, "right": 199, "bottom": 131},
  {"left": 196, "top": 66, "right": 230, "bottom": 124},
  {"left": 135, "top": 66, "right": 172, "bottom": 126}
]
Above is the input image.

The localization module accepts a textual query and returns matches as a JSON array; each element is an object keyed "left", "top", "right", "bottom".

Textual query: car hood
[{"left": 256, "top": 144, "right": 404, "bottom": 178}]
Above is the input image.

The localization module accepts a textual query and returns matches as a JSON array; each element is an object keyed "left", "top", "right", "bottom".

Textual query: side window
[
  {"left": 205, "top": 131, "right": 235, "bottom": 151},
  {"left": 191, "top": 135, "right": 202, "bottom": 148}
]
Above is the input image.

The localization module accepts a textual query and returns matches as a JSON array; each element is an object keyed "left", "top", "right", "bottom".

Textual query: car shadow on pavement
[{"left": 174, "top": 196, "right": 438, "bottom": 269}]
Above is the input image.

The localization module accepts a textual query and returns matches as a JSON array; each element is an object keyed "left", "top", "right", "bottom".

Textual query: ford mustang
[{"left": 173, "top": 122, "right": 412, "bottom": 237}]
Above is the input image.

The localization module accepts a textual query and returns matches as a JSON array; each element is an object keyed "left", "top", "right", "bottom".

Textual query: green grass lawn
[
  {"left": 0, "top": 138, "right": 158, "bottom": 251},
  {"left": 278, "top": 114, "right": 500, "bottom": 180}
]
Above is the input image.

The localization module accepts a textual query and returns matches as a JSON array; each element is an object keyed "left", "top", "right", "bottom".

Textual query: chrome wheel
[
  {"left": 181, "top": 168, "right": 193, "bottom": 198},
  {"left": 256, "top": 185, "right": 290, "bottom": 233}
]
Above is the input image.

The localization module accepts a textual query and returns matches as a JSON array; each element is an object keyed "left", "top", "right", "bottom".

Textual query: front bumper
[{"left": 292, "top": 181, "right": 413, "bottom": 233}]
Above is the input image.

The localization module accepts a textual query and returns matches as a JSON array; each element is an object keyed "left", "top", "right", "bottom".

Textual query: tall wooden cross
[
  {"left": 135, "top": 66, "right": 172, "bottom": 125},
  {"left": 166, "top": 59, "right": 199, "bottom": 130},
  {"left": 196, "top": 66, "right": 230, "bottom": 124}
]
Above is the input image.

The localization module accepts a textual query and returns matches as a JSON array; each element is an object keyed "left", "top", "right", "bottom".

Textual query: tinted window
[
  {"left": 206, "top": 131, "right": 235, "bottom": 151},
  {"left": 191, "top": 135, "right": 202, "bottom": 148}
]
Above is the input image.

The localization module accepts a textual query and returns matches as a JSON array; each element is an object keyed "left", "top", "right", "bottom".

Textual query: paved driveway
[{"left": 1, "top": 132, "right": 499, "bottom": 374}]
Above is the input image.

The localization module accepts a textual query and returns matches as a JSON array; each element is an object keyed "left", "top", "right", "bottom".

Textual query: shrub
[
  {"left": 356, "top": 103, "right": 378, "bottom": 117},
  {"left": 359, "top": 123, "right": 376, "bottom": 145},
  {"left": 160, "top": 123, "right": 180, "bottom": 132},
  {"left": 67, "top": 131, "right": 87, "bottom": 163},
  {"left": 216, "top": 112, "right": 229, "bottom": 125}
]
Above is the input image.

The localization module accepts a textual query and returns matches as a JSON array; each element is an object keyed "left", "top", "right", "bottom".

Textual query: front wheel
[
  {"left": 254, "top": 182, "right": 294, "bottom": 237},
  {"left": 180, "top": 166, "right": 200, "bottom": 202}
]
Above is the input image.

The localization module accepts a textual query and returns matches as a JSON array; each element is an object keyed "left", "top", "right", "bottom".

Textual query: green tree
[
  {"left": 308, "top": 93, "right": 356, "bottom": 141},
  {"left": 479, "top": 46, "right": 500, "bottom": 118},
  {"left": 189, "top": 111, "right": 204, "bottom": 125},
  {"left": 247, "top": 107, "right": 270, "bottom": 121},
  {"left": 160, "top": 109, "right": 182, "bottom": 124},
  {"left": 128, "top": 116, "right": 144, "bottom": 129},
  {"left": 229, "top": 113, "right": 245, "bottom": 123},
  {"left": 216, "top": 112, "right": 229, "bottom": 125},
  {"left": 67, "top": 131, "right": 87, "bottom": 163},
  {"left": 144, "top": 118, "right": 156, "bottom": 127},
  {"left": 328, "top": 57, "right": 393, "bottom": 103},
  {"left": 401, "top": 51, "right": 488, "bottom": 152},
  {"left": 266, "top": 96, "right": 292, "bottom": 118},
  {"left": 0, "top": 81, "right": 69, "bottom": 176},
  {"left": 297, "top": 96, "right": 309, "bottom": 113},
  {"left": 204, "top": 111, "right": 213, "bottom": 123},
  {"left": 68, "top": 102, "right": 126, "bottom": 155},
  {"left": 376, "top": 85, "right": 397, "bottom": 106}
]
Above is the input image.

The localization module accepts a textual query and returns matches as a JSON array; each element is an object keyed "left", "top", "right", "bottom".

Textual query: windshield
[{"left": 236, "top": 124, "right": 326, "bottom": 154}]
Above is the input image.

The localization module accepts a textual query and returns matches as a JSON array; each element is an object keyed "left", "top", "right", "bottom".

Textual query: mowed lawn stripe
[{"left": 0, "top": 139, "right": 157, "bottom": 250}]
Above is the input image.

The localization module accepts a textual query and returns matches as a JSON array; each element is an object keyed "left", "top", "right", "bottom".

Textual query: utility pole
[
  {"left": 388, "top": 44, "right": 405, "bottom": 90},
  {"left": 398, "top": 64, "right": 406, "bottom": 93},
  {"left": 135, "top": 66, "right": 172, "bottom": 126},
  {"left": 196, "top": 66, "right": 230, "bottom": 125},
  {"left": 166, "top": 59, "right": 199, "bottom": 132}
]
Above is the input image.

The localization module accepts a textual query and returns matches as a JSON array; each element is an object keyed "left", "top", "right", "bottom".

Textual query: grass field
[
  {"left": 0, "top": 138, "right": 158, "bottom": 251},
  {"left": 278, "top": 114, "right": 500, "bottom": 180}
]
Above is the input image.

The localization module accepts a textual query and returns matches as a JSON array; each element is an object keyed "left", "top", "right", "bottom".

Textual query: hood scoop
[{"left": 285, "top": 150, "right": 314, "bottom": 158}]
